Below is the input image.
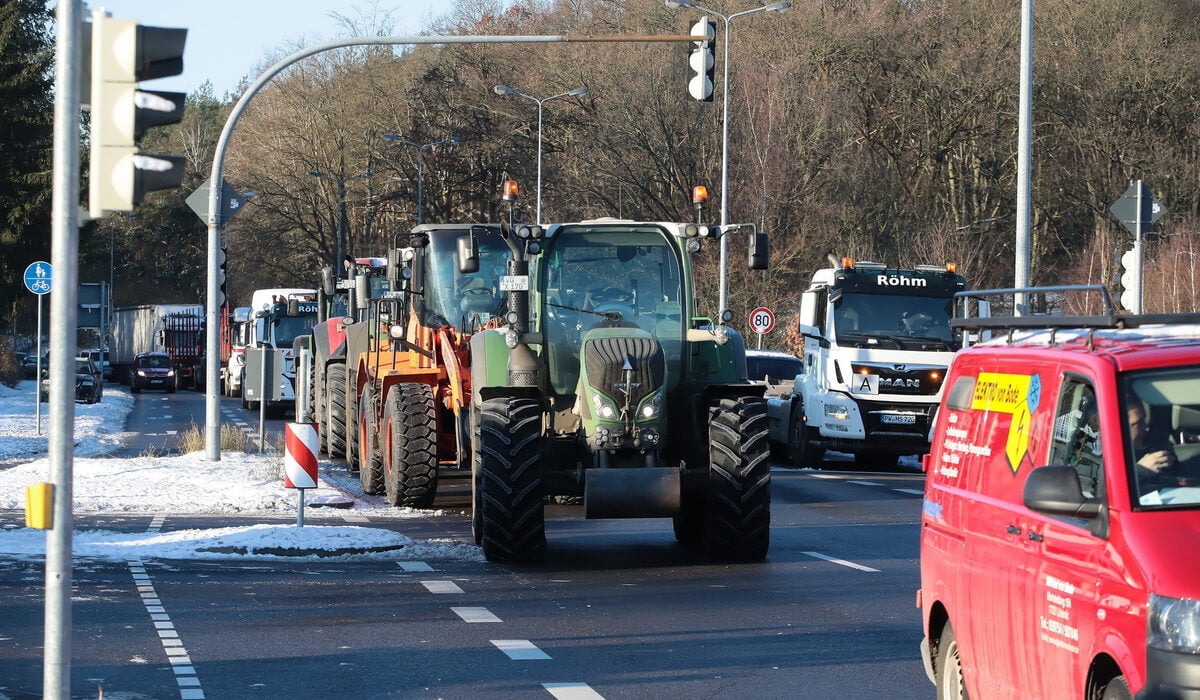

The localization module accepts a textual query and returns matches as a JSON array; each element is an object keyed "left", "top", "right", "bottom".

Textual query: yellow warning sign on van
[{"left": 972, "top": 372, "right": 1034, "bottom": 473}]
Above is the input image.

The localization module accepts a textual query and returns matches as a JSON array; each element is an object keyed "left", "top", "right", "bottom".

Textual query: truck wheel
[
  {"left": 477, "top": 397, "right": 545, "bottom": 562},
  {"left": 788, "top": 409, "right": 825, "bottom": 468},
  {"left": 934, "top": 623, "right": 966, "bottom": 700},
  {"left": 705, "top": 397, "right": 771, "bottom": 561},
  {"left": 326, "top": 364, "right": 348, "bottom": 461},
  {"left": 358, "top": 384, "right": 384, "bottom": 496},
  {"left": 382, "top": 383, "right": 439, "bottom": 508}
]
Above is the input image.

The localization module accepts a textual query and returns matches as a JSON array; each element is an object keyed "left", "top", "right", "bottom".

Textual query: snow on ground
[{"left": 0, "top": 380, "right": 482, "bottom": 563}]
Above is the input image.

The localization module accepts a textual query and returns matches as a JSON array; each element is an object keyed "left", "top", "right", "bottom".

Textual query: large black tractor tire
[
  {"left": 358, "top": 383, "right": 385, "bottom": 496},
  {"left": 705, "top": 397, "right": 771, "bottom": 561},
  {"left": 382, "top": 383, "right": 439, "bottom": 508},
  {"left": 788, "top": 407, "right": 825, "bottom": 468},
  {"left": 326, "top": 364, "right": 348, "bottom": 461},
  {"left": 470, "top": 405, "right": 483, "bottom": 544},
  {"left": 476, "top": 397, "right": 545, "bottom": 562},
  {"left": 347, "top": 373, "right": 360, "bottom": 472}
]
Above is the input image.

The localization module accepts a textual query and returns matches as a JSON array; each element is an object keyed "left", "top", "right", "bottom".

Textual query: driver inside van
[{"left": 1129, "top": 403, "right": 1178, "bottom": 479}]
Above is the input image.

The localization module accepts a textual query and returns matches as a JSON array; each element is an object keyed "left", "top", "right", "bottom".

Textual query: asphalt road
[{"left": 0, "top": 389, "right": 932, "bottom": 700}]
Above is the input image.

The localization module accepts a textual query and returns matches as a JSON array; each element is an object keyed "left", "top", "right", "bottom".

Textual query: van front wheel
[
  {"left": 1100, "top": 676, "right": 1131, "bottom": 700},
  {"left": 935, "top": 623, "right": 967, "bottom": 700}
]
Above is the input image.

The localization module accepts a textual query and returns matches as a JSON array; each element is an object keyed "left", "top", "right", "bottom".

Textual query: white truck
[
  {"left": 240, "top": 289, "right": 318, "bottom": 414},
  {"left": 109, "top": 304, "right": 204, "bottom": 388},
  {"left": 765, "top": 259, "right": 967, "bottom": 467}
]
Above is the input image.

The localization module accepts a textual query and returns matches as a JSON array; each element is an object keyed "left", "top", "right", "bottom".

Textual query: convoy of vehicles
[
  {"left": 919, "top": 286, "right": 1200, "bottom": 700},
  {"left": 241, "top": 289, "right": 318, "bottom": 415},
  {"left": 462, "top": 218, "right": 772, "bottom": 562},
  {"left": 109, "top": 304, "right": 204, "bottom": 389},
  {"left": 764, "top": 259, "right": 967, "bottom": 467}
]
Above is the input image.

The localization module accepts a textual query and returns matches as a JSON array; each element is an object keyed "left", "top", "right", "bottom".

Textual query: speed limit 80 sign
[{"left": 749, "top": 307, "right": 775, "bottom": 335}]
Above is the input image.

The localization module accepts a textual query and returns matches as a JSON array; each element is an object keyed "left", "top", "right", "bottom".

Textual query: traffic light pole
[{"left": 202, "top": 31, "right": 706, "bottom": 460}]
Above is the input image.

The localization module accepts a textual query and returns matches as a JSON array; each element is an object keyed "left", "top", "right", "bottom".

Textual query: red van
[{"left": 918, "top": 290, "right": 1200, "bottom": 699}]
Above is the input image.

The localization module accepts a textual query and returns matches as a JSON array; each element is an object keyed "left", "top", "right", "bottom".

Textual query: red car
[
  {"left": 130, "top": 351, "right": 177, "bottom": 394},
  {"left": 919, "top": 298, "right": 1200, "bottom": 699}
]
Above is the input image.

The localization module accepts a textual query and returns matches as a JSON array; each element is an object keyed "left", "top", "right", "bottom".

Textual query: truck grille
[
  {"left": 583, "top": 336, "right": 664, "bottom": 405},
  {"left": 850, "top": 362, "right": 946, "bottom": 396}
]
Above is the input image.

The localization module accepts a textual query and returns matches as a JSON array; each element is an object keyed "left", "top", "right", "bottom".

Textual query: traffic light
[
  {"left": 217, "top": 247, "right": 228, "bottom": 307},
  {"left": 688, "top": 18, "right": 716, "bottom": 102},
  {"left": 88, "top": 10, "right": 188, "bottom": 218},
  {"left": 1119, "top": 246, "right": 1140, "bottom": 312}
]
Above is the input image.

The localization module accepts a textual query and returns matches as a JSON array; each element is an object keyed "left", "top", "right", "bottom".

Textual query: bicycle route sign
[{"left": 24, "top": 261, "right": 52, "bottom": 296}]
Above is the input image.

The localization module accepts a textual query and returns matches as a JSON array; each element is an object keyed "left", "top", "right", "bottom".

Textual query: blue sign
[{"left": 23, "top": 261, "right": 52, "bottom": 295}]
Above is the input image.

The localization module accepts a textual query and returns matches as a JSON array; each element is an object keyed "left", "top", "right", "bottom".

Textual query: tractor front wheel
[
  {"left": 326, "top": 364, "right": 348, "bottom": 461},
  {"left": 706, "top": 397, "right": 771, "bottom": 561},
  {"left": 476, "top": 397, "right": 545, "bottom": 562},
  {"left": 358, "top": 383, "right": 384, "bottom": 495},
  {"left": 382, "top": 383, "right": 438, "bottom": 508}
]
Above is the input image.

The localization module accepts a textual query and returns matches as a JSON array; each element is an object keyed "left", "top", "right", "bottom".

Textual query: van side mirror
[
  {"left": 457, "top": 235, "right": 479, "bottom": 274},
  {"left": 1023, "top": 466, "right": 1103, "bottom": 518},
  {"left": 749, "top": 232, "right": 769, "bottom": 270}
]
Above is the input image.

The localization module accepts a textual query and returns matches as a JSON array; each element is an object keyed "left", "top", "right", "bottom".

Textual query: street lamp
[
  {"left": 493, "top": 84, "right": 588, "bottom": 225},
  {"left": 381, "top": 134, "right": 460, "bottom": 225},
  {"left": 308, "top": 169, "right": 373, "bottom": 268},
  {"left": 666, "top": 0, "right": 790, "bottom": 315}
]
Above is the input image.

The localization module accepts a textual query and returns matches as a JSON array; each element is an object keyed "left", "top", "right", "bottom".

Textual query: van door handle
[
  {"left": 1006, "top": 524, "right": 1021, "bottom": 535},
  {"left": 1027, "top": 531, "right": 1044, "bottom": 542}
]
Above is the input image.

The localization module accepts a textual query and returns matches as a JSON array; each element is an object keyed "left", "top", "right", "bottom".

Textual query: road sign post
[
  {"left": 24, "top": 261, "right": 53, "bottom": 434},
  {"left": 749, "top": 306, "right": 775, "bottom": 349},
  {"left": 1110, "top": 180, "right": 1166, "bottom": 314}
]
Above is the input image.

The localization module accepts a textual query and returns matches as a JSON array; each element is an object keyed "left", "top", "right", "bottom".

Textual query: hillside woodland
[{"left": 3, "top": 0, "right": 1198, "bottom": 352}]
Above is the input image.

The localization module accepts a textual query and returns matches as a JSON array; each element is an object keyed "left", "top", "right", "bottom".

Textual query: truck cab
[
  {"left": 765, "top": 259, "right": 966, "bottom": 467},
  {"left": 241, "top": 289, "right": 317, "bottom": 413}
]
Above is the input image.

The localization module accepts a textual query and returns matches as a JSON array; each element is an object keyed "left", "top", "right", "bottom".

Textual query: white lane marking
[
  {"left": 128, "top": 558, "right": 205, "bottom": 699},
  {"left": 421, "top": 580, "right": 463, "bottom": 594},
  {"left": 808, "top": 473, "right": 840, "bottom": 479},
  {"left": 452, "top": 606, "right": 502, "bottom": 623},
  {"left": 893, "top": 488, "right": 924, "bottom": 496},
  {"left": 341, "top": 513, "right": 370, "bottom": 523},
  {"left": 801, "top": 551, "right": 880, "bottom": 572},
  {"left": 397, "top": 561, "right": 433, "bottom": 572},
  {"left": 491, "top": 639, "right": 551, "bottom": 660},
  {"left": 544, "top": 683, "right": 606, "bottom": 700},
  {"left": 846, "top": 480, "right": 882, "bottom": 486}
]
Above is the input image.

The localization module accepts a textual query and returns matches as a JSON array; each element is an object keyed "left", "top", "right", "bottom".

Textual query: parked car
[
  {"left": 130, "top": 351, "right": 176, "bottom": 394},
  {"left": 745, "top": 349, "right": 804, "bottom": 398},
  {"left": 918, "top": 295, "right": 1200, "bottom": 699},
  {"left": 21, "top": 352, "right": 45, "bottom": 379},
  {"left": 81, "top": 348, "right": 112, "bottom": 381},
  {"left": 39, "top": 356, "right": 103, "bottom": 404}
]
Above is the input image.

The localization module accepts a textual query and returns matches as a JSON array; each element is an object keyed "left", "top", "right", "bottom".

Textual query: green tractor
[{"left": 463, "top": 218, "right": 772, "bottom": 562}]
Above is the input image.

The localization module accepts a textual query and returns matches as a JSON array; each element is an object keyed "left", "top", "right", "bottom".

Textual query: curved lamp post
[
  {"left": 666, "top": 0, "right": 790, "bottom": 315},
  {"left": 308, "top": 169, "right": 373, "bottom": 267},
  {"left": 493, "top": 84, "right": 588, "bottom": 225},
  {"left": 381, "top": 134, "right": 459, "bottom": 225}
]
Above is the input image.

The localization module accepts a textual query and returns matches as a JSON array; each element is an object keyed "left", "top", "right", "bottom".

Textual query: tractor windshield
[
  {"left": 540, "top": 225, "right": 684, "bottom": 395},
  {"left": 423, "top": 229, "right": 509, "bottom": 329}
]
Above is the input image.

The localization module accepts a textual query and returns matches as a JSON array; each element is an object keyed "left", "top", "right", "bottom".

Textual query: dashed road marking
[
  {"left": 341, "top": 512, "right": 370, "bottom": 523},
  {"left": 544, "top": 683, "right": 606, "bottom": 699},
  {"left": 421, "top": 580, "right": 464, "bottom": 594},
  {"left": 129, "top": 558, "right": 204, "bottom": 699},
  {"left": 801, "top": 551, "right": 880, "bottom": 572},
  {"left": 846, "top": 480, "right": 882, "bottom": 486},
  {"left": 452, "top": 606, "right": 502, "bottom": 623},
  {"left": 893, "top": 488, "right": 924, "bottom": 496},
  {"left": 398, "top": 561, "right": 433, "bottom": 572},
  {"left": 492, "top": 639, "right": 551, "bottom": 660}
]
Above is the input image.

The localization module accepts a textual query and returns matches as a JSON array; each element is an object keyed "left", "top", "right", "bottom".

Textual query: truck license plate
[{"left": 881, "top": 413, "right": 917, "bottom": 425}]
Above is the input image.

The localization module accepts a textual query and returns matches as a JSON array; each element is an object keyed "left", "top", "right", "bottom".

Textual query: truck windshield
[
  {"left": 1122, "top": 366, "right": 1200, "bottom": 509},
  {"left": 273, "top": 315, "right": 317, "bottom": 346},
  {"left": 540, "top": 225, "right": 684, "bottom": 395},
  {"left": 330, "top": 273, "right": 391, "bottom": 318},
  {"left": 422, "top": 229, "right": 509, "bottom": 328},
  {"left": 833, "top": 292, "right": 956, "bottom": 349}
]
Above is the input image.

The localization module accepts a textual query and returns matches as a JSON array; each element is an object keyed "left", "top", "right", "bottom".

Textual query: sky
[
  {"left": 0, "top": 379, "right": 483, "bottom": 563},
  {"left": 82, "top": 0, "right": 460, "bottom": 98}
]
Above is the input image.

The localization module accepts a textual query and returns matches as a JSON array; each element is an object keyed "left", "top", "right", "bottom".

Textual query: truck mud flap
[{"left": 584, "top": 467, "right": 680, "bottom": 519}]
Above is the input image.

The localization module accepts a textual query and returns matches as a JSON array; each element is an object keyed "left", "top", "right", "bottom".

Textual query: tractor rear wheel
[
  {"left": 382, "top": 383, "right": 438, "bottom": 508},
  {"left": 326, "top": 363, "right": 348, "bottom": 461},
  {"left": 476, "top": 397, "right": 545, "bottom": 562},
  {"left": 706, "top": 397, "right": 771, "bottom": 561},
  {"left": 358, "top": 383, "right": 384, "bottom": 495},
  {"left": 347, "top": 372, "right": 359, "bottom": 472}
]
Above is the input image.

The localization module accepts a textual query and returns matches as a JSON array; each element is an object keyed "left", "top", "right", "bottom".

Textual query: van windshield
[{"left": 1122, "top": 366, "right": 1200, "bottom": 509}]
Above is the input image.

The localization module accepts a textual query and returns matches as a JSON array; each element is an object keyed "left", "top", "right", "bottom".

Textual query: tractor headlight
[
  {"left": 639, "top": 390, "right": 665, "bottom": 419},
  {"left": 714, "top": 325, "right": 730, "bottom": 345},
  {"left": 1148, "top": 594, "right": 1200, "bottom": 654},
  {"left": 591, "top": 392, "right": 618, "bottom": 420}
]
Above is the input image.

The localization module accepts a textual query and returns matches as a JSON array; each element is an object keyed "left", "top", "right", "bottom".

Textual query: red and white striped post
[{"left": 284, "top": 422, "right": 319, "bottom": 526}]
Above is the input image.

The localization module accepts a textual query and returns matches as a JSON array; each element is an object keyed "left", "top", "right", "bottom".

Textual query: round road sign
[
  {"left": 23, "top": 261, "right": 52, "bottom": 295},
  {"left": 749, "top": 307, "right": 775, "bottom": 334}
]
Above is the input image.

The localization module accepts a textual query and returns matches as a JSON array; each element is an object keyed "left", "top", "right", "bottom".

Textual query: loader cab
[{"left": 410, "top": 224, "right": 508, "bottom": 330}]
